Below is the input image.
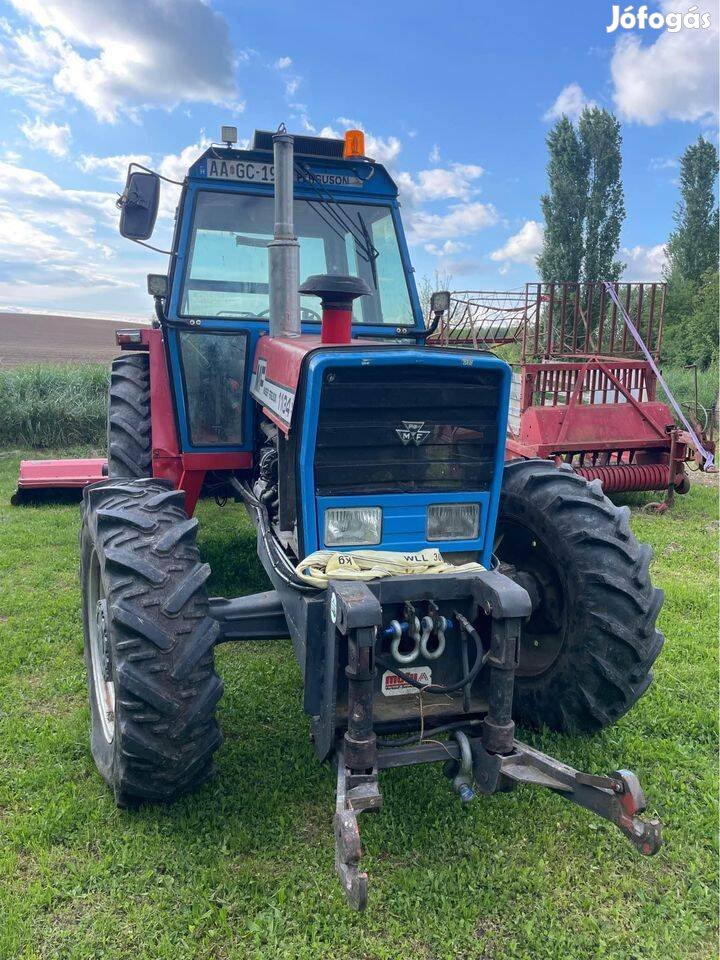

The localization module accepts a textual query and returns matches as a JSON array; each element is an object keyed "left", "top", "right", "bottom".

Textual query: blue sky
[{"left": 0, "top": 0, "right": 717, "bottom": 319}]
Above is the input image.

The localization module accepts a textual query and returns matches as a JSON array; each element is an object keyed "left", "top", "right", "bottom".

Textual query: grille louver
[
  {"left": 251, "top": 130, "right": 345, "bottom": 159},
  {"left": 315, "top": 365, "right": 500, "bottom": 495}
]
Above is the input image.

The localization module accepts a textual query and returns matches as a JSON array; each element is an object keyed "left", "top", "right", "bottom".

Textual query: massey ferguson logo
[{"left": 395, "top": 420, "right": 430, "bottom": 446}]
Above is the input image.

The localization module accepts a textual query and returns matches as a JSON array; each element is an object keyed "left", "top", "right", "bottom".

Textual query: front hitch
[
  {"left": 325, "top": 573, "right": 660, "bottom": 911},
  {"left": 471, "top": 740, "right": 662, "bottom": 857}
]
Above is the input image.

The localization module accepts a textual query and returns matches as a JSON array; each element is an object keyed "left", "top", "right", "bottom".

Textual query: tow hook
[{"left": 444, "top": 731, "right": 475, "bottom": 805}]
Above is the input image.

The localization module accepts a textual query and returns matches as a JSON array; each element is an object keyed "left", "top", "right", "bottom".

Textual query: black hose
[
  {"left": 375, "top": 613, "right": 488, "bottom": 695},
  {"left": 421, "top": 310, "right": 441, "bottom": 341},
  {"left": 229, "top": 476, "right": 318, "bottom": 594},
  {"left": 377, "top": 719, "right": 482, "bottom": 748}
]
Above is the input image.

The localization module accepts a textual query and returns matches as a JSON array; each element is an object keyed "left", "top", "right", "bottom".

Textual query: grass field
[
  {"left": 0, "top": 449, "right": 717, "bottom": 960},
  {"left": 0, "top": 366, "right": 108, "bottom": 448}
]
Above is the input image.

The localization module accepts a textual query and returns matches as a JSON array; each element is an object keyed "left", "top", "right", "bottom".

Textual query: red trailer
[{"left": 429, "top": 281, "right": 714, "bottom": 502}]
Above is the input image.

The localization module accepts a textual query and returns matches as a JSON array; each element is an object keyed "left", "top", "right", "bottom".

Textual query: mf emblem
[{"left": 395, "top": 420, "right": 431, "bottom": 446}]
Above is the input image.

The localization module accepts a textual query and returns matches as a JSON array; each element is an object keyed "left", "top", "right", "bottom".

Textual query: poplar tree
[
  {"left": 579, "top": 107, "right": 625, "bottom": 282},
  {"left": 666, "top": 137, "right": 719, "bottom": 283},
  {"left": 538, "top": 108, "right": 626, "bottom": 282},
  {"left": 537, "top": 117, "right": 588, "bottom": 283}
]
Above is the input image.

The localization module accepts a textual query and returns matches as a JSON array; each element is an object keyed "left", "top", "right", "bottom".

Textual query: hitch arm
[{"left": 473, "top": 740, "right": 662, "bottom": 856}]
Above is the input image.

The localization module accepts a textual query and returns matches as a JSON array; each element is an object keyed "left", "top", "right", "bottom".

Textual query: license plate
[
  {"left": 207, "top": 159, "right": 275, "bottom": 183},
  {"left": 381, "top": 667, "right": 432, "bottom": 697}
]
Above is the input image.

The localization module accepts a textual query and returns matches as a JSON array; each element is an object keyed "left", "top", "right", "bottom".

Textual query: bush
[
  {"left": 661, "top": 270, "right": 719, "bottom": 369},
  {"left": 0, "top": 363, "right": 109, "bottom": 448},
  {"left": 659, "top": 363, "right": 718, "bottom": 428}
]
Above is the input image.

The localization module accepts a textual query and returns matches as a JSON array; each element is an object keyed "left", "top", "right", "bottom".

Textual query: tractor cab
[
  {"left": 175, "top": 131, "right": 422, "bottom": 334},
  {"left": 119, "top": 128, "right": 424, "bottom": 456}
]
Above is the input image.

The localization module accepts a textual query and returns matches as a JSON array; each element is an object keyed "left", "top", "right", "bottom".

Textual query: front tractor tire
[
  {"left": 80, "top": 478, "right": 223, "bottom": 805},
  {"left": 496, "top": 460, "right": 664, "bottom": 734},
  {"left": 107, "top": 353, "right": 152, "bottom": 479}
]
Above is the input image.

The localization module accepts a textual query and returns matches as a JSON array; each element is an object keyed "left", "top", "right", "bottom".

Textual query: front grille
[{"left": 315, "top": 364, "right": 500, "bottom": 495}]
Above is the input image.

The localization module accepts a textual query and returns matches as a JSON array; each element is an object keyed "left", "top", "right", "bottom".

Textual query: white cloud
[
  {"left": 610, "top": 0, "right": 718, "bottom": 124},
  {"left": 158, "top": 136, "right": 211, "bottom": 181},
  {"left": 490, "top": 220, "right": 544, "bottom": 265},
  {"left": 5, "top": 0, "right": 240, "bottom": 122},
  {"left": 275, "top": 56, "right": 292, "bottom": 69},
  {"left": 397, "top": 163, "right": 484, "bottom": 204},
  {"left": 284, "top": 77, "right": 300, "bottom": 97},
  {"left": 19, "top": 115, "right": 71, "bottom": 157},
  {"left": 428, "top": 143, "right": 441, "bottom": 164},
  {"left": 649, "top": 156, "right": 679, "bottom": 171},
  {"left": 407, "top": 202, "right": 499, "bottom": 243},
  {"left": 621, "top": 243, "right": 667, "bottom": 279},
  {"left": 78, "top": 153, "right": 153, "bottom": 181},
  {"left": 156, "top": 136, "right": 212, "bottom": 218},
  {"left": 424, "top": 240, "right": 469, "bottom": 256},
  {"left": 0, "top": 158, "right": 135, "bottom": 304},
  {"left": 543, "top": 83, "right": 596, "bottom": 121}
]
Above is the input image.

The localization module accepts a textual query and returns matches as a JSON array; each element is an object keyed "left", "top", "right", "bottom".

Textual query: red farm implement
[{"left": 429, "top": 281, "right": 715, "bottom": 504}]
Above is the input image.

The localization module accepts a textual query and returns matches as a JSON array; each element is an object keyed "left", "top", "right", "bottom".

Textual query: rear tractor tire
[
  {"left": 496, "top": 459, "right": 664, "bottom": 734},
  {"left": 80, "top": 478, "right": 223, "bottom": 805},
  {"left": 107, "top": 353, "right": 152, "bottom": 479}
]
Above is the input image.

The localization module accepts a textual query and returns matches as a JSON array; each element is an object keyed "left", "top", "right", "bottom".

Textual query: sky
[{"left": 0, "top": 0, "right": 717, "bottom": 320}]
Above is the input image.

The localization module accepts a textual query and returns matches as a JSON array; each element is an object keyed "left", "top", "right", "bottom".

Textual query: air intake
[
  {"left": 252, "top": 130, "right": 345, "bottom": 159},
  {"left": 314, "top": 364, "right": 501, "bottom": 495}
]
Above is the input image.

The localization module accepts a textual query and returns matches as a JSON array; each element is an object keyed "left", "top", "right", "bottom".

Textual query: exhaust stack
[{"left": 268, "top": 131, "right": 300, "bottom": 338}]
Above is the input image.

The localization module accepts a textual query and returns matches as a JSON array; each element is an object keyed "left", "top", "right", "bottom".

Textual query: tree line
[{"left": 539, "top": 108, "right": 718, "bottom": 369}]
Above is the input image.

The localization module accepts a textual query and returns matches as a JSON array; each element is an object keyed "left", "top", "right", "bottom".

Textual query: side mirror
[
  {"left": 119, "top": 168, "right": 160, "bottom": 241},
  {"left": 430, "top": 290, "right": 451, "bottom": 315}
]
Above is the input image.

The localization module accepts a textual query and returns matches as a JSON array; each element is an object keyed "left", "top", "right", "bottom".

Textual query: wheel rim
[
  {"left": 87, "top": 550, "right": 115, "bottom": 743},
  {"left": 494, "top": 517, "right": 567, "bottom": 678}
]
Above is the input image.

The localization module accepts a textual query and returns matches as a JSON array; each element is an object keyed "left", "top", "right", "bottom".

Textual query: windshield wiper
[
  {"left": 293, "top": 160, "right": 378, "bottom": 269},
  {"left": 356, "top": 212, "right": 379, "bottom": 289}
]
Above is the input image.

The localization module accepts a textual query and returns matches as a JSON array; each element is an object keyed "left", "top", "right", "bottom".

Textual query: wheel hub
[
  {"left": 96, "top": 600, "right": 111, "bottom": 682},
  {"left": 88, "top": 555, "right": 115, "bottom": 744},
  {"left": 495, "top": 519, "right": 567, "bottom": 678}
]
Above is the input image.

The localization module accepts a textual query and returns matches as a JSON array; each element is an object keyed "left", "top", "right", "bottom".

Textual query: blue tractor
[{"left": 80, "top": 127, "right": 663, "bottom": 909}]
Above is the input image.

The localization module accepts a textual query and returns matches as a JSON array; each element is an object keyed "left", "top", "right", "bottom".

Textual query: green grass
[
  {"left": 0, "top": 449, "right": 717, "bottom": 959},
  {"left": 0, "top": 365, "right": 109, "bottom": 448}
]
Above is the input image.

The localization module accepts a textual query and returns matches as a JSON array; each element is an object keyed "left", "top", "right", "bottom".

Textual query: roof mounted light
[
  {"left": 343, "top": 129, "right": 365, "bottom": 159},
  {"left": 221, "top": 125, "right": 238, "bottom": 147}
]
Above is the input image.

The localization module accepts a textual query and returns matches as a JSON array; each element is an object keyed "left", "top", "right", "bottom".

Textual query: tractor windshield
[{"left": 180, "top": 191, "right": 416, "bottom": 326}]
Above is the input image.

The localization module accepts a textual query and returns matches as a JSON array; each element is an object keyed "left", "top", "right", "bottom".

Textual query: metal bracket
[
  {"left": 473, "top": 739, "right": 661, "bottom": 856},
  {"left": 333, "top": 747, "right": 381, "bottom": 911}
]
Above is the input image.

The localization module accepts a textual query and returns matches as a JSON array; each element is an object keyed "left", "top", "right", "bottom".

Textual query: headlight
[
  {"left": 427, "top": 503, "right": 479, "bottom": 541},
  {"left": 324, "top": 507, "right": 382, "bottom": 547}
]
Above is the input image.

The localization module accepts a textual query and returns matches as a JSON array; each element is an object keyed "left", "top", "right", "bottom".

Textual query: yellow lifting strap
[{"left": 295, "top": 548, "right": 485, "bottom": 588}]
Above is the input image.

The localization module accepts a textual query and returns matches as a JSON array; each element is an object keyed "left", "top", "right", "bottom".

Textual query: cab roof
[{"left": 187, "top": 130, "right": 399, "bottom": 199}]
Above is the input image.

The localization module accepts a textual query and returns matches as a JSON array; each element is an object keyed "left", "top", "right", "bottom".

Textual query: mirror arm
[{"left": 129, "top": 238, "right": 176, "bottom": 256}]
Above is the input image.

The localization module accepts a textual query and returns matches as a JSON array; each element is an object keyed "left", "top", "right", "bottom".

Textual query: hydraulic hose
[
  {"left": 229, "top": 476, "right": 318, "bottom": 594},
  {"left": 375, "top": 613, "right": 488, "bottom": 695},
  {"left": 377, "top": 718, "right": 482, "bottom": 748}
]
